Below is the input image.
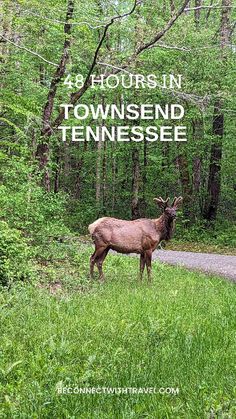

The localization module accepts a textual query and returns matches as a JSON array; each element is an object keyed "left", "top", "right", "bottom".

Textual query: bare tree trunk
[
  {"left": 74, "top": 142, "right": 87, "bottom": 199},
  {"left": 111, "top": 146, "right": 116, "bottom": 213},
  {"left": 184, "top": 1, "right": 191, "bottom": 15},
  {"left": 36, "top": 0, "right": 74, "bottom": 190},
  {"left": 194, "top": 0, "right": 202, "bottom": 28},
  {"left": 193, "top": 156, "right": 201, "bottom": 193},
  {"left": 96, "top": 138, "right": 103, "bottom": 207},
  {"left": 192, "top": 118, "right": 203, "bottom": 213},
  {"left": 95, "top": 96, "right": 105, "bottom": 211},
  {"left": 206, "top": 0, "right": 214, "bottom": 21},
  {"left": 54, "top": 153, "right": 60, "bottom": 193},
  {"left": 131, "top": 147, "right": 140, "bottom": 219},
  {"left": 162, "top": 0, "right": 167, "bottom": 14},
  {"left": 176, "top": 153, "right": 193, "bottom": 220},
  {"left": 74, "top": 159, "right": 83, "bottom": 199},
  {"left": 63, "top": 141, "right": 70, "bottom": 184},
  {"left": 204, "top": 101, "right": 224, "bottom": 221},
  {"left": 170, "top": 0, "right": 175, "bottom": 16},
  {"left": 102, "top": 140, "right": 107, "bottom": 212},
  {"left": 39, "top": 63, "right": 46, "bottom": 86},
  {"left": 204, "top": 0, "right": 232, "bottom": 221},
  {"left": 140, "top": 139, "right": 148, "bottom": 217},
  {"left": 0, "top": 2, "right": 13, "bottom": 107}
]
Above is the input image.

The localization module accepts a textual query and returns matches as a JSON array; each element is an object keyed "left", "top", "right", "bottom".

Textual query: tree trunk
[
  {"left": 176, "top": 153, "right": 192, "bottom": 220},
  {"left": 74, "top": 142, "right": 87, "bottom": 200},
  {"left": 206, "top": 0, "right": 214, "bottom": 21},
  {"left": 192, "top": 118, "right": 203, "bottom": 213},
  {"left": 204, "top": 0, "right": 232, "bottom": 221},
  {"left": 170, "top": 0, "right": 175, "bottom": 16},
  {"left": 140, "top": 139, "right": 148, "bottom": 217},
  {"left": 54, "top": 153, "right": 60, "bottom": 193},
  {"left": 102, "top": 140, "right": 107, "bottom": 213},
  {"left": 36, "top": 0, "right": 74, "bottom": 190},
  {"left": 96, "top": 138, "right": 103, "bottom": 208},
  {"left": 131, "top": 147, "right": 140, "bottom": 219},
  {"left": 37, "top": 143, "right": 51, "bottom": 192},
  {"left": 204, "top": 101, "right": 224, "bottom": 220},
  {"left": 111, "top": 146, "right": 117, "bottom": 213},
  {"left": 194, "top": 0, "right": 202, "bottom": 28},
  {"left": 95, "top": 96, "right": 105, "bottom": 211}
]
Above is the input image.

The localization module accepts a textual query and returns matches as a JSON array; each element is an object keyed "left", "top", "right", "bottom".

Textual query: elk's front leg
[
  {"left": 145, "top": 250, "right": 152, "bottom": 282},
  {"left": 90, "top": 250, "right": 96, "bottom": 278},
  {"left": 140, "top": 253, "right": 145, "bottom": 280}
]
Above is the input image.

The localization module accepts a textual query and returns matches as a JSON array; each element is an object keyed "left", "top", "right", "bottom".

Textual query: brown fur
[
  {"left": 88, "top": 196, "right": 182, "bottom": 281},
  {"left": 155, "top": 214, "right": 175, "bottom": 242}
]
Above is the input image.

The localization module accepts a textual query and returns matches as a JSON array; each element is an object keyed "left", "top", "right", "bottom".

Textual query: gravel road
[{"left": 152, "top": 249, "right": 236, "bottom": 281}]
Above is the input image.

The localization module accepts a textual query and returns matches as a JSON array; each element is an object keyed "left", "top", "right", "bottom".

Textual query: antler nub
[
  {"left": 153, "top": 196, "right": 170, "bottom": 209},
  {"left": 172, "top": 196, "right": 183, "bottom": 207},
  {"left": 154, "top": 196, "right": 182, "bottom": 209},
  {"left": 171, "top": 196, "right": 177, "bottom": 207}
]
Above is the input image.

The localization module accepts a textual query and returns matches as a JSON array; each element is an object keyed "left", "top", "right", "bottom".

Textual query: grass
[
  {"left": 167, "top": 240, "right": 236, "bottom": 256},
  {"left": 0, "top": 244, "right": 236, "bottom": 418}
]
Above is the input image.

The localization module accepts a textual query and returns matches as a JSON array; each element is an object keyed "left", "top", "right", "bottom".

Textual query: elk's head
[{"left": 153, "top": 196, "right": 183, "bottom": 220}]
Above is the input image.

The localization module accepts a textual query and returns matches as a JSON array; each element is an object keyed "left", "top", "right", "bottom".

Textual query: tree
[{"left": 204, "top": 0, "right": 232, "bottom": 221}]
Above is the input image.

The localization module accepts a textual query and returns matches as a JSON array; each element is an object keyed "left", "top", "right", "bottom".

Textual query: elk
[{"left": 88, "top": 196, "right": 183, "bottom": 281}]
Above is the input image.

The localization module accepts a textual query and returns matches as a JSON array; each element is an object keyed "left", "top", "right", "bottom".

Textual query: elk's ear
[
  {"left": 153, "top": 197, "right": 170, "bottom": 209},
  {"left": 172, "top": 196, "right": 183, "bottom": 208}
]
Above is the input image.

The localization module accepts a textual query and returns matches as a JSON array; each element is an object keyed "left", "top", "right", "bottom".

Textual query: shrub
[{"left": 0, "top": 221, "right": 31, "bottom": 286}]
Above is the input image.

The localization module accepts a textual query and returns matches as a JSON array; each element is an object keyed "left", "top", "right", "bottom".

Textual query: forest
[
  {"left": 1, "top": 0, "right": 236, "bottom": 417},
  {"left": 1, "top": 0, "right": 236, "bottom": 239}
]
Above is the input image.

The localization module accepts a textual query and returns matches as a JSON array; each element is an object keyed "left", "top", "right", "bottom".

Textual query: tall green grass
[{"left": 0, "top": 247, "right": 236, "bottom": 418}]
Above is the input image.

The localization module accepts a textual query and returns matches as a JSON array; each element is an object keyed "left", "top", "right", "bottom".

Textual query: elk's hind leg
[
  {"left": 90, "top": 246, "right": 108, "bottom": 279},
  {"left": 96, "top": 248, "right": 109, "bottom": 281}
]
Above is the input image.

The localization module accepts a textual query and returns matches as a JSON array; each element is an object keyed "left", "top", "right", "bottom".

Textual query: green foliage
[
  {"left": 175, "top": 220, "right": 236, "bottom": 248},
  {"left": 1, "top": 0, "right": 236, "bottom": 241},
  {"left": 0, "top": 153, "right": 69, "bottom": 236},
  {"left": 0, "top": 221, "right": 31, "bottom": 286},
  {"left": 215, "top": 224, "right": 236, "bottom": 248}
]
